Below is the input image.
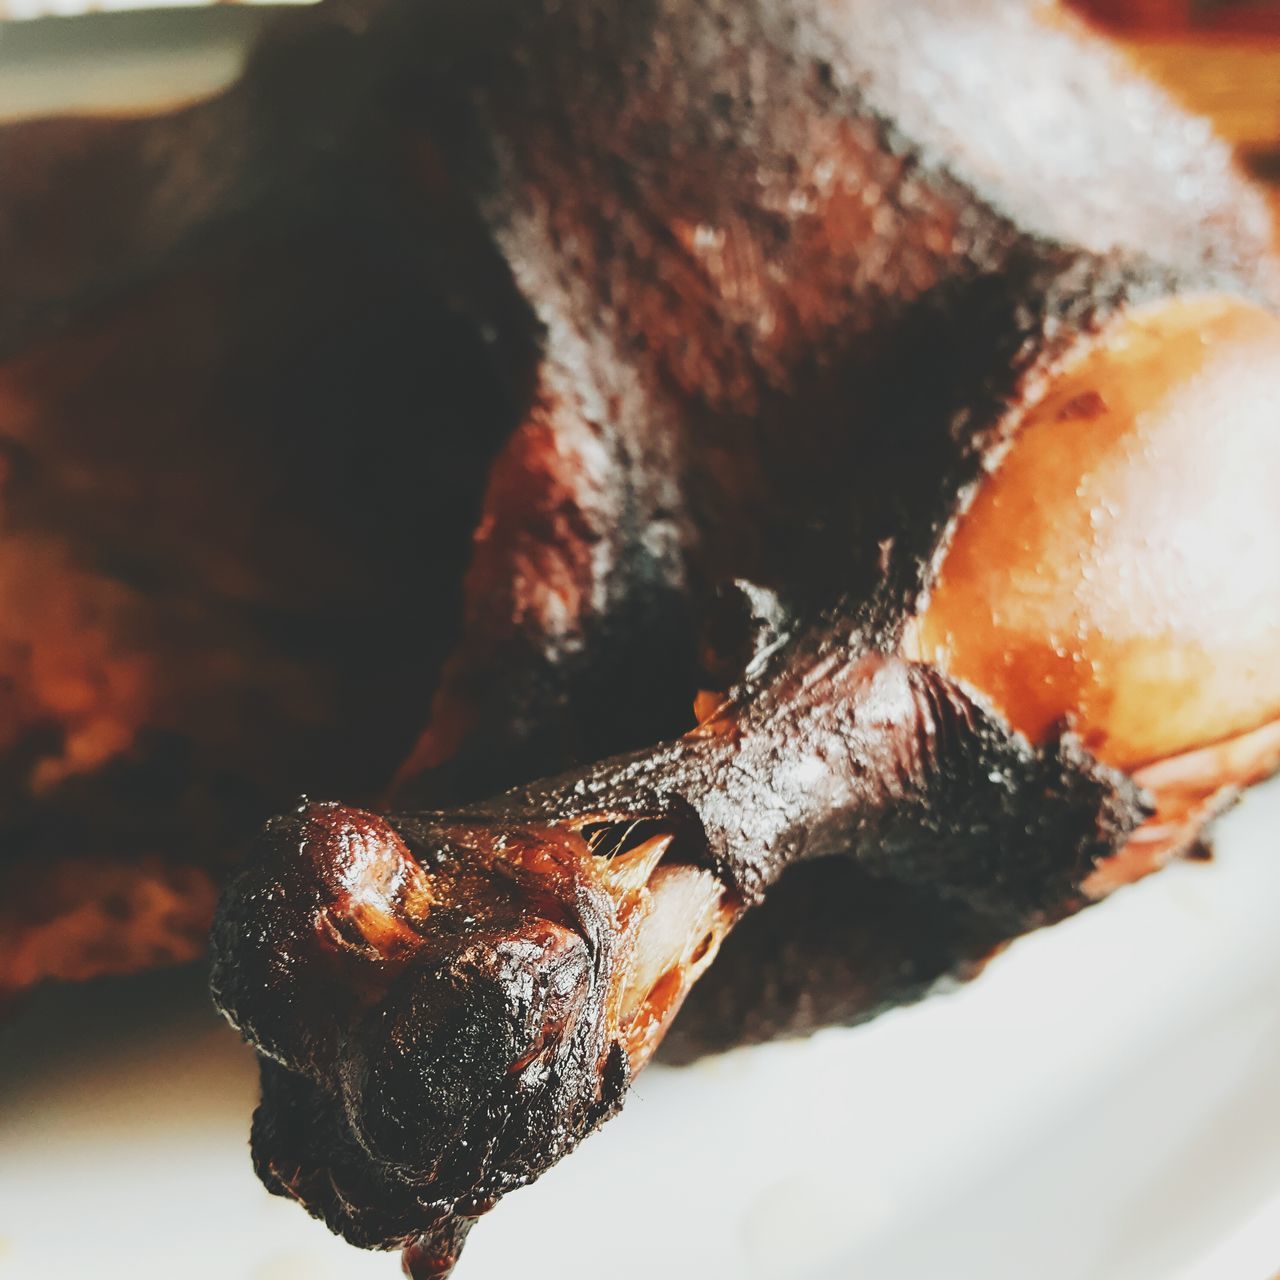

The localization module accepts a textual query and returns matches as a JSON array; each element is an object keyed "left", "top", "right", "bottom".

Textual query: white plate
[{"left": 2, "top": 778, "right": 1278, "bottom": 1280}]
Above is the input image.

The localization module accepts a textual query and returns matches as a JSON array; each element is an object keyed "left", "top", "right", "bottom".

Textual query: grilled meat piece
[{"left": 208, "top": 0, "right": 1280, "bottom": 1273}]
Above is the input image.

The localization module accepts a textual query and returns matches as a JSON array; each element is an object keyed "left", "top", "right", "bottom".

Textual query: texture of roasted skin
[
  {"left": 215, "top": 641, "right": 1142, "bottom": 1268},
  {"left": 205, "top": 2, "right": 1280, "bottom": 1271},
  {"left": 1, "top": 0, "right": 1272, "bottom": 991}
]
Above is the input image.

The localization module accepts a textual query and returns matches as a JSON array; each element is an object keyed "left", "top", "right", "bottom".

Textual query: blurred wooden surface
[
  {"left": 1078, "top": 0, "right": 1280, "bottom": 217},
  {"left": 1122, "top": 37, "right": 1280, "bottom": 152},
  {"left": 1077, "top": 0, "right": 1280, "bottom": 32}
]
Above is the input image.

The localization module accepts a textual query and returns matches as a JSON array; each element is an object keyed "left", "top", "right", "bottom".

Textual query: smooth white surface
[{"left": 2, "top": 779, "right": 1278, "bottom": 1280}]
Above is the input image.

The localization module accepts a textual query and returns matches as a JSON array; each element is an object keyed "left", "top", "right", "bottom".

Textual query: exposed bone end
[
  {"left": 614, "top": 861, "right": 732, "bottom": 1068},
  {"left": 581, "top": 827, "right": 734, "bottom": 1068},
  {"left": 597, "top": 830, "right": 674, "bottom": 898},
  {"left": 905, "top": 294, "right": 1280, "bottom": 793}
]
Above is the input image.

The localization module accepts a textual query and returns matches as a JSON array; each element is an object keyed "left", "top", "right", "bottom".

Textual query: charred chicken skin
[
  {"left": 200, "top": 0, "right": 1280, "bottom": 1274},
  {"left": 0, "top": 0, "right": 1272, "bottom": 1265}
]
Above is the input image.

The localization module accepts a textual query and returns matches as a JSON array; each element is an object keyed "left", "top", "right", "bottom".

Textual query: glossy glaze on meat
[{"left": 201, "top": 1, "right": 1280, "bottom": 1274}]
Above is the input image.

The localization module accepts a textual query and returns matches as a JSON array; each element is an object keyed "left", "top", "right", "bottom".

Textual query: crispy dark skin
[
  {"left": 214, "top": 637, "right": 1143, "bottom": 1268},
  {"left": 1, "top": 0, "right": 1273, "bottom": 991},
  {"left": 204, "top": 1, "right": 1280, "bottom": 1274},
  {"left": 0, "top": 0, "right": 1259, "bottom": 1270}
]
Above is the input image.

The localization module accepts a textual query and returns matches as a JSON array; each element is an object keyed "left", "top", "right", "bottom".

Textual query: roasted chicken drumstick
[{"left": 208, "top": 0, "right": 1280, "bottom": 1274}]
